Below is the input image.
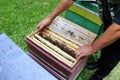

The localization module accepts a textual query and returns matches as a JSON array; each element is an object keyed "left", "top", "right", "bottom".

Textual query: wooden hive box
[
  {"left": 25, "top": 16, "right": 97, "bottom": 80},
  {"left": 65, "top": 1, "right": 103, "bottom": 36}
]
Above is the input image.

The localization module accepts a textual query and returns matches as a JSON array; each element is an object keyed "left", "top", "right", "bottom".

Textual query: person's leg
[
  {"left": 96, "top": 39, "right": 120, "bottom": 77},
  {"left": 89, "top": 39, "right": 120, "bottom": 80}
]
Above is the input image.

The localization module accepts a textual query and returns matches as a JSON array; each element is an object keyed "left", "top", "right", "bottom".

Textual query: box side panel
[
  {"left": 26, "top": 38, "right": 89, "bottom": 80},
  {"left": 25, "top": 38, "right": 72, "bottom": 78},
  {"left": 68, "top": 57, "right": 88, "bottom": 80}
]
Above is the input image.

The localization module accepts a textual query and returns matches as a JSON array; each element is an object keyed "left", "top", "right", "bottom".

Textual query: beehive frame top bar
[{"left": 49, "top": 16, "right": 97, "bottom": 46}]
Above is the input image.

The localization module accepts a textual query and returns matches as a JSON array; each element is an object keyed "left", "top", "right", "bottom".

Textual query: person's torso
[
  {"left": 97, "top": 0, "right": 120, "bottom": 24},
  {"left": 109, "top": 0, "right": 120, "bottom": 4}
]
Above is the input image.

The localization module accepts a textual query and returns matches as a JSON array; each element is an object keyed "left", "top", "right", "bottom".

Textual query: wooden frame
[{"left": 25, "top": 16, "right": 97, "bottom": 80}]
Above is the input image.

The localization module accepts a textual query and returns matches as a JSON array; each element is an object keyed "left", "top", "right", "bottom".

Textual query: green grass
[
  {"left": 0, "top": 0, "right": 119, "bottom": 80},
  {"left": 0, "top": 0, "right": 60, "bottom": 51}
]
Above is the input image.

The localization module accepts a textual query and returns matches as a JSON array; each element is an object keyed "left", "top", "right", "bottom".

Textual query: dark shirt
[
  {"left": 97, "top": 0, "right": 120, "bottom": 26},
  {"left": 114, "top": 5, "right": 120, "bottom": 25}
]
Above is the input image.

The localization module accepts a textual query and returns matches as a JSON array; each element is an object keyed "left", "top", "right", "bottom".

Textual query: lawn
[
  {"left": 0, "top": 0, "right": 119, "bottom": 80},
  {"left": 0, "top": 0, "right": 60, "bottom": 51}
]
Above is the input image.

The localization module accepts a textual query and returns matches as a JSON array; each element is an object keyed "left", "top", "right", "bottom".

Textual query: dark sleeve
[{"left": 114, "top": 5, "right": 120, "bottom": 25}]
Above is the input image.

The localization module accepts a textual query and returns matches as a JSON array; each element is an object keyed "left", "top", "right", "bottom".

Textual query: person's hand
[
  {"left": 37, "top": 17, "right": 53, "bottom": 30},
  {"left": 75, "top": 44, "right": 95, "bottom": 60}
]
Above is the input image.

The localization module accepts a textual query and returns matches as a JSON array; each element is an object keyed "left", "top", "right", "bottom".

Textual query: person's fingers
[
  {"left": 75, "top": 49, "right": 81, "bottom": 58},
  {"left": 37, "top": 23, "right": 41, "bottom": 28},
  {"left": 76, "top": 53, "right": 85, "bottom": 60},
  {"left": 37, "top": 24, "right": 44, "bottom": 30}
]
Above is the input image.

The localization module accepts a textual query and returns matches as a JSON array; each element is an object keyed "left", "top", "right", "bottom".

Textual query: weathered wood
[
  {"left": 34, "top": 34, "right": 76, "bottom": 63},
  {"left": 49, "top": 17, "right": 97, "bottom": 45},
  {"left": 39, "top": 29, "right": 79, "bottom": 57},
  {"left": 30, "top": 36, "right": 77, "bottom": 68},
  {"left": 43, "top": 29, "right": 80, "bottom": 49}
]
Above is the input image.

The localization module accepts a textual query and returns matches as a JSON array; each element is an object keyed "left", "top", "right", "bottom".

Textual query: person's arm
[
  {"left": 48, "top": 0, "right": 74, "bottom": 21},
  {"left": 37, "top": 0, "right": 74, "bottom": 30},
  {"left": 75, "top": 23, "right": 120, "bottom": 60}
]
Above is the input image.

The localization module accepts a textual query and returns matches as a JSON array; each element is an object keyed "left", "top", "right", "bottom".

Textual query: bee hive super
[{"left": 25, "top": 16, "right": 97, "bottom": 80}]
